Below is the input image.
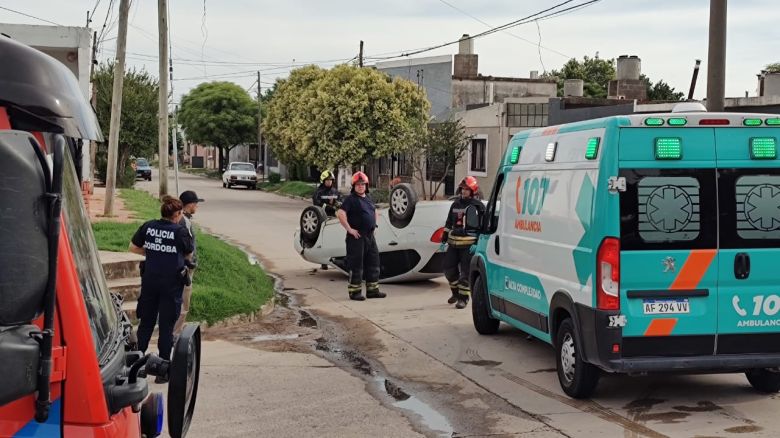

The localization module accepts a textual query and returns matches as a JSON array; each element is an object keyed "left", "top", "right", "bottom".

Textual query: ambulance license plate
[{"left": 643, "top": 299, "right": 689, "bottom": 314}]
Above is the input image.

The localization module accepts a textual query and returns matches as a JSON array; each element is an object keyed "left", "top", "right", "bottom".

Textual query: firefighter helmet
[
  {"left": 351, "top": 171, "right": 369, "bottom": 186},
  {"left": 459, "top": 176, "right": 479, "bottom": 194},
  {"left": 320, "top": 170, "right": 335, "bottom": 183}
]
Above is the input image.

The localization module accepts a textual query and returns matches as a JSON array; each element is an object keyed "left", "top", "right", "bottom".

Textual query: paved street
[{"left": 142, "top": 171, "right": 780, "bottom": 437}]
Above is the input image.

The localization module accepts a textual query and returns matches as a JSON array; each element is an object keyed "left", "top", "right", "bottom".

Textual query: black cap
[{"left": 180, "top": 190, "right": 204, "bottom": 205}]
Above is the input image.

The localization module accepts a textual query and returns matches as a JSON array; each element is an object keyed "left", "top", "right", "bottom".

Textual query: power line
[
  {"left": 89, "top": 0, "right": 103, "bottom": 22},
  {"left": 366, "top": 0, "right": 600, "bottom": 62},
  {"left": 0, "top": 5, "right": 62, "bottom": 26},
  {"left": 434, "top": 0, "right": 571, "bottom": 59}
]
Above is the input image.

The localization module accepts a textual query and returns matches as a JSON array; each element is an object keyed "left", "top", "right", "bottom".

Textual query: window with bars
[{"left": 506, "top": 103, "right": 548, "bottom": 127}]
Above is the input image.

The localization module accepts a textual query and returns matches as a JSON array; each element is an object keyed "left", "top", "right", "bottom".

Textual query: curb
[{"left": 199, "top": 299, "right": 275, "bottom": 333}]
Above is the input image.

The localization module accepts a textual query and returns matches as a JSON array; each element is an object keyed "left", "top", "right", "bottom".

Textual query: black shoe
[
  {"left": 154, "top": 375, "right": 169, "bottom": 384},
  {"left": 321, "top": 264, "right": 329, "bottom": 270},
  {"left": 366, "top": 290, "right": 386, "bottom": 299},
  {"left": 447, "top": 293, "right": 458, "bottom": 304},
  {"left": 349, "top": 292, "right": 366, "bottom": 301},
  {"left": 455, "top": 298, "right": 469, "bottom": 309}
]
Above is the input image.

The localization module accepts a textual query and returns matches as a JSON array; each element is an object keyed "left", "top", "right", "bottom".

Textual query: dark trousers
[
  {"left": 346, "top": 233, "right": 380, "bottom": 293},
  {"left": 136, "top": 279, "right": 183, "bottom": 360},
  {"left": 444, "top": 246, "right": 472, "bottom": 297}
]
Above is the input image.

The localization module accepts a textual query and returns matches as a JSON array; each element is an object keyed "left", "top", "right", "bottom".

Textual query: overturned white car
[{"left": 293, "top": 184, "right": 451, "bottom": 283}]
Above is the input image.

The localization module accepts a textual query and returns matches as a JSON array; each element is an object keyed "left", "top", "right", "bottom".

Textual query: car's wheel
[
  {"left": 389, "top": 183, "right": 417, "bottom": 227},
  {"left": 472, "top": 275, "right": 499, "bottom": 335},
  {"left": 746, "top": 368, "right": 780, "bottom": 393},
  {"left": 555, "top": 318, "right": 600, "bottom": 398},
  {"left": 300, "top": 206, "right": 326, "bottom": 248},
  {"left": 251, "top": 184, "right": 257, "bottom": 190}
]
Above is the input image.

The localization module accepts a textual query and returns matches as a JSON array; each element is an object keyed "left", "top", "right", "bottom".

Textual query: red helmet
[
  {"left": 459, "top": 176, "right": 479, "bottom": 193},
  {"left": 351, "top": 171, "right": 369, "bottom": 185}
]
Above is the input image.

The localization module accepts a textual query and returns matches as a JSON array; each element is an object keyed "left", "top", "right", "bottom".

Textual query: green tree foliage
[
  {"left": 265, "top": 64, "right": 430, "bottom": 170},
  {"left": 641, "top": 75, "right": 685, "bottom": 101},
  {"left": 178, "top": 81, "right": 257, "bottom": 171},
  {"left": 542, "top": 56, "right": 615, "bottom": 98},
  {"left": 765, "top": 63, "right": 780, "bottom": 73},
  {"left": 408, "top": 119, "right": 472, "bottom": 200},
  {"left": 93, "top": 62, "right": 158, "bottom": 187}
]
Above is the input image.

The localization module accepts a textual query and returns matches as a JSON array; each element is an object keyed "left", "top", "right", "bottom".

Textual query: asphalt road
[{"left": 141, "top": 171, "right": 780, "bottom": 438}]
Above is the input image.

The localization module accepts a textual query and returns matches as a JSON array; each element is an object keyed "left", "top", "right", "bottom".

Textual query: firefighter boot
[
  {"left": 348, "top": 283, "right": 365, "bottom": 301},
  {"left": 366, "top": 282, "right": 386, "bottom": 299},
  {"left": 447, "top": 281, "right": 459, "bottom": 304}
]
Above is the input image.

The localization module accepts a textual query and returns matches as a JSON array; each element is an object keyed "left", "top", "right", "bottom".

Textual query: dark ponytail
[{"left": 161, "top": 195, "right": 183, "bottom": 219}]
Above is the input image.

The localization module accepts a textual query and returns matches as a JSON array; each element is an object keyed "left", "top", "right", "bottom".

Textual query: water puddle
[
  {"left": 246, "top": 334, "right": 300, "bottom": 342},
  {"left": 459, "top": 359, "right": 501, "bottom": 368},
  {"left": 314, "top": 337, "right": 453, "bottom": 437},
  {"left": 378, "top": 378, "right": 454, "bottom": 437},
  {"left": 298, "top": 310, "right": 318, "bottom": 328}
]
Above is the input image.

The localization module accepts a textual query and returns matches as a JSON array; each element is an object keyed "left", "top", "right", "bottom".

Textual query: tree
[
  {"left": 542, "top": 56, "right": 616, "bottom": 98},
  {"left": 641, "top": 75, "right": 684, "bottom": 101},
  {"left": 265, "top": 64, "right": 429, "bottom": 171},
  {"left": 407, "top": 119, "right": 472, "bottom": 200},
  {"left": 765, "top": 63, "right": 780, "bottom": 73},
  {"left": 93, "top": 62, "right": 158, "bottom": 187},
  {"left": 178, "top": 81, "right": 257, "bottom": 171}
]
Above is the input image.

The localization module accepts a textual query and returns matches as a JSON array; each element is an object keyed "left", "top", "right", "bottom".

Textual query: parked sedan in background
[
  {"left": 135, "top": 157, "right": 152, "bottom": 181},
  {"left": 222, "top": 161, "right": 258, "bottom": 189}
]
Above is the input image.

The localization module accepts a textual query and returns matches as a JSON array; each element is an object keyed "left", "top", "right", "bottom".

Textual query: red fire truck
[{"left": 0, "top": 36, "right": 200, "bottom": 437}]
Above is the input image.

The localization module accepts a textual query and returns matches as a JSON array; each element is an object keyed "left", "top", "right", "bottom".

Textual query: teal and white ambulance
[{"left": 468, "top": 107, "right": 780, "bottom": 398}]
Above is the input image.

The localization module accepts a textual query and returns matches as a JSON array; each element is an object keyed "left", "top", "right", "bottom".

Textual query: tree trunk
[{"left": 218, "top": 146, "right": 225, "bottom": 172}]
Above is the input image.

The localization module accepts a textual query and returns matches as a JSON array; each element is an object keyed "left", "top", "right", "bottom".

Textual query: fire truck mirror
[
  {"left": 0, "top": 325, "right": 41, "bottom": 406},
  {"left": 167, "top": 323, "right": 202, "bottom": 438}
]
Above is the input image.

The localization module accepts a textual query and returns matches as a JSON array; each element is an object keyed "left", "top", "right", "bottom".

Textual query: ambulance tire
[
  {"left": 389, "top": 183, "right": 417, "bottom": 227},
  {"left": 472, "top": 277, "right": 499, "bottom": 335},
  {"left": 140, "top": 392, "right": 164, "bottom": 437},
  {"left": 300, "top": 206, "right": 326, "bottom": 247},
  {"left": 555, "top": 318, "right": 600, "bottom": 399},
  {"left": 746, "top": 368, "right": 780, "bottom": 393}
]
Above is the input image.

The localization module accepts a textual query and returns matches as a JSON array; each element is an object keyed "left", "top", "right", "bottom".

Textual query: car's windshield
[
  {"left": 136, "top": 158, "right": 148, "bottom": 166},
  {"left": 231, "top": 163, "right": 255, "bottom": 172},
  {"left": 62, "top": 147, "right": 119, "bottom": 365}
]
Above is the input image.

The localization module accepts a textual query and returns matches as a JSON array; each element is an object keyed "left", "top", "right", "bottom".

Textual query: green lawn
[
  {"left": 184, "top": 167, "right": 222, "bottom": 180},
  {"left": 259, "top": 180, "right": 315, "bottom": 198},
  {"left": 93, "top": 189, "right": 274, "bottom": 324}
]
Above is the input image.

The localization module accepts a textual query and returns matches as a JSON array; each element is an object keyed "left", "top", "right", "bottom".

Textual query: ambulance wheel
[
  {"left": 389, "top": 183, "right": 417, "bottom": 227},
  {"left": 555, "top": 318, "right": 600, "bottom": 399},
  {"left": 472, "top": 276, "right": 499, "bottom": 335},
  {"left": 746, "top": 368, "right": 780, "bottom": 393},
  {"left": 300, "top": 206, "right": 326, "bottom": 247}
]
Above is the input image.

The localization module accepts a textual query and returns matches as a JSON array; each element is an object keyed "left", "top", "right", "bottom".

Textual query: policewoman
[
  {"left": 129, "top": 196, "right": 193, "bottom": 379},
  {"left": 337, "top": 171, "right": 385, "bottom": 301}
]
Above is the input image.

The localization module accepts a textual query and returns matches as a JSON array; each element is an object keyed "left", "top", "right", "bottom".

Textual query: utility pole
[
  {"left": 158, "top": 0, "right": 170, "bottom": 197},
  {"left": 257, "top": 71, "right": 265, "bottom": 182},
  {"left": 89, "top": 30, "right": 98, "bottom": 184},
  {"left": 706, "top": 0, "right": 727, "bottom": 112},
  {"left": 359, "top": 40, "right": 364, "bottom": 67},
  {"left": 172, "top": 105, "right": 179, "bottom": 195},
  {"left": 103, "top": 0, "right": 130, "bottom": 217}
]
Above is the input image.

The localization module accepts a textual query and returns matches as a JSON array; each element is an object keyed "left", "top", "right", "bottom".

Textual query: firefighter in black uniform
[
  {"left": 313, "top": 170, "right": 340, "bottom": 216},
  {"left": 443, "top": 176, "right": 485, "bottom": 309},
  {"left": 337, "top": 171, "right": 385, "bottom": 301},
  {"left": 129, "top": 196, "right": 193, "bottom": 381}
]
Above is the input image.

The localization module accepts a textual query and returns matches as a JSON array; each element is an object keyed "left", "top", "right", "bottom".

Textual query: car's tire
[
  {"left": 555, "top": 318, "right": 600, "bottom": 399},
  {"left": 300, "top": 206, "right": 327, "bottom": 247},
  {"left": 472, "top": 275, "right": 499, "bottom": 335},
  {"left": 389, "top": 183, "right": 417, "bottom": 227},
  {"left": 222, "top": 181, "right": 226, "bottom": 188},
  {"left": 746, "top": 369, "right": 780, "bottom": 393},
  {"left": 251, "top": 184, "right": 257, "bottom": 190}
]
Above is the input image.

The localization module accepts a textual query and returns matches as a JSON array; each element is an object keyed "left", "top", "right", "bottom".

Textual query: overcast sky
[{"left": 2, "top": 0, "right": 777, "bottom": 103}]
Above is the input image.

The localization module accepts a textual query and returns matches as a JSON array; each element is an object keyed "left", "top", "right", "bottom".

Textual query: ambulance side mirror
[
  {"left": 464, "top": 205, "right": 482, "bottom": 231},
  {"left": 0, "top": 325, "right": 40, "bottom": 406},
  {"left": 167, "top": 323, "right": 202, "bottom": 438}
]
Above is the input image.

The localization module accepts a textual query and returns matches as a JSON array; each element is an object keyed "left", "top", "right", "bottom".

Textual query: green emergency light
[
  {"left": 510, "top": 146, "right": 520, "bottom": 164},
  {"left": 743, "top": 118, "right": 763, "bottom": 127},
  {"left": 766, "top": 118, "right": 780, "bottom": 126},
  {"left": 655, "top": 137, "right": 682, "bottom": 160},
  {"left": 644, "top": 118, "right": 664, "bottom": 126},
  {"left": 585, "top": 137, "right": 600, "bottom": 160},
  {"left": 667, "top": 117, "right": 687, "bottom": 126},
  {"left": 750, "top": 137, "right": 777, "bottom": 159}
]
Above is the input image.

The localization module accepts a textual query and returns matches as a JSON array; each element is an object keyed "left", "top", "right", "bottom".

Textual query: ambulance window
[
  {"left": 486, "top": 173, "right": 505, "bottom": 233},
  {"left": 620, "top": 169, "right": 717, "bottom": 251},
  {"left": 61, "top": 148, "right": 119, "bottom": 364},
  {"left": 719, "top": 169, "right": 780, "bottom": 248}
]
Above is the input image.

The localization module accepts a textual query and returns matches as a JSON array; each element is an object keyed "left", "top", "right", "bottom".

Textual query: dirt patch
[
  {"left": 724, "top": 425, "right": 763, "bottom": 433},
  {"left": 89, "top": 187, "right": 137, "bottom": 223}
]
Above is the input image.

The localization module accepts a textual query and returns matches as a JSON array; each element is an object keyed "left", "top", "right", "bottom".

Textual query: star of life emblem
[{"left": 662, "top": 256, "right": 676, "bottom": 273}]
